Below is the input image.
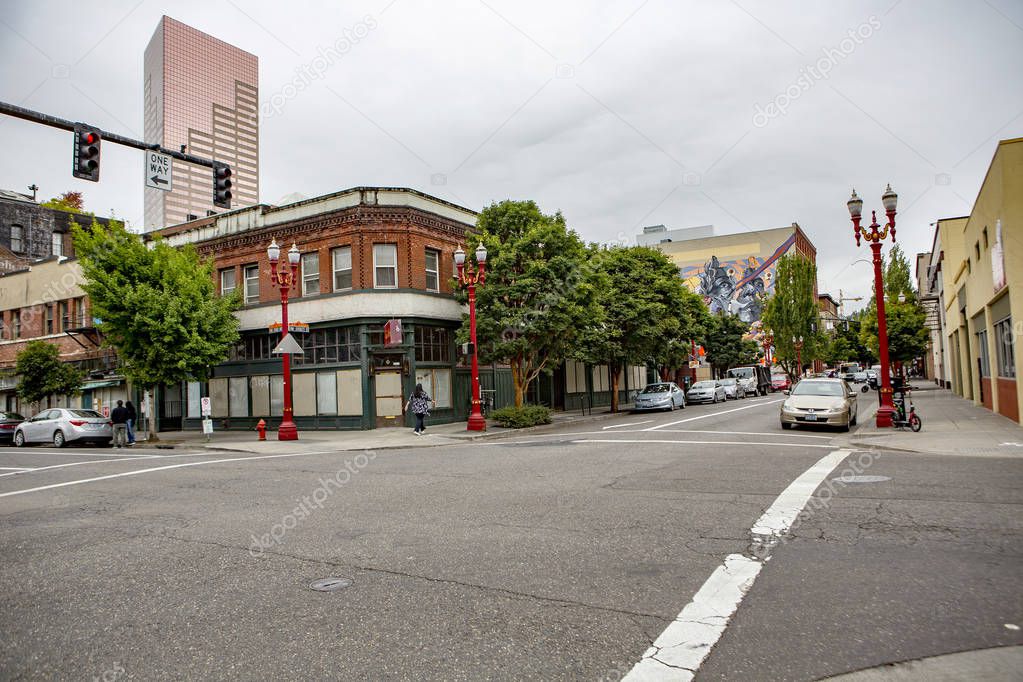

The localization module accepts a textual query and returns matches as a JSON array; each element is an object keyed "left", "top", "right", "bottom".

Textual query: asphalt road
[{"left": 0, "top": 393, "right": 1019, "bottom": 680}]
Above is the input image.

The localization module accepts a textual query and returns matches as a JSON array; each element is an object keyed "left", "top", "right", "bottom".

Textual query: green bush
[{"left": 489, "top": 405, "right": 552, "bottom": 428}]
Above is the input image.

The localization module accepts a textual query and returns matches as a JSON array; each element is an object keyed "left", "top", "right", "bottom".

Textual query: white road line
[
  {"left": 602, "top": 421, "right": 654, "bottom": 430},
  {"left": 0, "top": 450, "right": 161, "bottom": 458},
  {"left": 624, "top": 449, "right": 851, "bottom": 681},
  {"left": 574, "top": 439, "right": 834, "bottom": 449},
  {"left": 0, "top": 450, "right": 337, "bottom": 499},
  {"left": 650, "top": 429, "right": 832, "bottom": 440},
  {"left": 0, "top": 451, "right": 216, "bottom": 478},
  {"left": 0, "top": 467, "right": 35, "bottom": 471},
  {"left": 645, "top": 399, "right": 784, "bottom": 431}
]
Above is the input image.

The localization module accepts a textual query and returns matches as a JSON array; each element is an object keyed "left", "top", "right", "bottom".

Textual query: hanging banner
[{"left": 383, "top": 319, "right": 403, "bottom": 347}]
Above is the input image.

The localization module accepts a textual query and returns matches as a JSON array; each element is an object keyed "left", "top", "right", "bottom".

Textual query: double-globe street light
[
  {"left": 454, "top": 243, "right": 488, "bottom": 431},
  {"left": 847, "top": 184, "right": 898, "bottom": 427},
  {"left": 267, "top": 238, "right": 301, "bottom": 440}
]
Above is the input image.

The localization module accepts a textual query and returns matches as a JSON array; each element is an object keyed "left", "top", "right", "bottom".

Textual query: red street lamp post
[
  {"left": 455, "top": 243, "right": 488, "bottom": 431},
  {"left": 762, "top": 333, "right": 774, "bottom": 366},
  {"left": 847, "top": 185, "right": 899, "bottom": 427},
  {"left": 267, "top": 238, "right": 301, "bottom": 440}
]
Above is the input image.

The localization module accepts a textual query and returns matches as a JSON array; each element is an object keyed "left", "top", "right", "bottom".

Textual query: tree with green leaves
[
  {"left": 40, "top": 191, "right": 84, "bottom": 213},
  {"left": 15, "top": 340, "right": 83, "bottom": 411},
  {"left": 859, "top": 299, "right": 928, "bottom": 373},
  {"left": 762, "top": 253, "right": 823, "bottom": 381},
  {"left": 702, "top": 311, "right": 759, "bottom": 377},
  {"left": 462, "top": 200, "right": 599, "bottom": 407},
  {"left": 72, "top": 220, "right": 240, "bottom": 440},
  {"left": 576, "top": 245, "right": 708, "bottom": 412},
  {"left": 883, "top": 244, "right": 914, "bottom": 300}
]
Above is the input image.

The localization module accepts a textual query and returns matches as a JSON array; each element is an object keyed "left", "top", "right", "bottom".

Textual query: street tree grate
[{"left": 309, "top": 577, "right": 353, "bottom": 592}]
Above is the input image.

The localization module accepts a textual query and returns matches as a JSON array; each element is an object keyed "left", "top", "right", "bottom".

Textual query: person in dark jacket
[
  {"left": 110, "top": 400, "right": 129, "bottom": 448},
  {"left": 404, "top": 383, "right": 435, "bottom": 435},
  {"left": 125, "top": 400, "right": 137, "bottom": 445}
]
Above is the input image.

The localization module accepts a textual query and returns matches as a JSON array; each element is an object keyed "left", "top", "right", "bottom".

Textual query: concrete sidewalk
[
  {"left": 846, "top": 381, "right": 1023, "bottom": 457},
  {"left": 142, "top": 403, "right": 634, "bottom": 454}
]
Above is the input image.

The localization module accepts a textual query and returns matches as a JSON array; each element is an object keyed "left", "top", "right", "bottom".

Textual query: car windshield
[
  {"left": 691, "top": 381, "right": 715, "bottom": 389},
  {"left": 791, "top": 382, "right": 845, "bottom": 397},
  {"left": 720, "top": 378, "right": 736, "bottom": 385},
  {"left": 0, "top": 412, "right": 24, "bottom": 420},
  {"left": 727, "top": 368, "right": 753, "bottom": 378},
  {"left": 70, "top": 409, "right": 103, "bottom": 418},
  {"left": 772, "top": 374, "right": 786, "bottom": 380},
  {"left": 642, "top": 384, "right": 671, "bottom": 394}
]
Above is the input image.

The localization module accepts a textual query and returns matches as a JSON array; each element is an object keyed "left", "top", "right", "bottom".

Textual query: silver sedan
[
  {"left": 632, "top": 382, "right": 687, "bottom": 411},
  {"left": 780, "top": 378, "right": 858, "bottom": 431},
  {"left": 14, "top": 408, "right": 113, "bottom": 447},
  {"left": 686, "top": 380, "right": 727, "bottom": 404}
]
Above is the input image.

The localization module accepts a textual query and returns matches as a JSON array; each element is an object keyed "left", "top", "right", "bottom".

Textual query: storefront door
[{"left": 374, "top": 370, "right": 404, "bottom": 428}]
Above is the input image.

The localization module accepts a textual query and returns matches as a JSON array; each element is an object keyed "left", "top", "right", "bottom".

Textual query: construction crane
[{"left": 838, "top": 289, "right": 863, "bottom": 317}]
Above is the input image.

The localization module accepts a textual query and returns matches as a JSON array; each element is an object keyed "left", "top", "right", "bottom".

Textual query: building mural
[{"left": 680, "top": 232, "right": 797, "bottom": 325}]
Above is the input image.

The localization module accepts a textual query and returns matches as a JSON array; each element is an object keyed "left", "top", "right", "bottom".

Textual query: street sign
[
  {"left": 272, "top": 333, "right": 304, "bottom": 355},
  {"left": 200, "top": 396, "right": 211, "bottom": 417},
  {"left": 202, "top": 418, "right": 214, "bottom": 435},
  {"left": 145, "top": 151, "right": 173, "bottom": 191}
]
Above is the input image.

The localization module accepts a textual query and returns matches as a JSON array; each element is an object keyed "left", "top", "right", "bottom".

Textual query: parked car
[
  {"left": 771, "top": 373, "right": 791, "bottom": 392},
  {"left": 0, "top": 412, "right": 25, "bottom": 443},
  {"left": 14, "top": 408, "right": 113, "bottom": 447},
  {"left": 853, "top": 371, "right": 868, "bottom": 383},
  {"left": 780, "top": 378, "right": 858, "bottom": 431},
  {"left": 687, "top": 380, "right": 727, "bottom": 404},
  {"left": 725, "top": 365, "right": 770, "bottom": 396},
  {"left": 718, "top": 377, "right": 743, "bottom": 400},
  {"left": 633, "top": 382, "right": 686, "bottom": 411}
]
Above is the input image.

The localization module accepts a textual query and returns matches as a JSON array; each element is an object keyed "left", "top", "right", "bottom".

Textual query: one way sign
[{"left": 145, "top": 151, "right": 173, "bottom": 191}]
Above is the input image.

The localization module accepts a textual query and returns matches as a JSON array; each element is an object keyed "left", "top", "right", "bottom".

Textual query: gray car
[
  {"left": 14, "top": 408, "right": 113, "bottom": 447},
  {"left": 718, "top": 377, "right": 743, "bottom": 400},
  {"left": 632, "top": 382, "right": 686, "bottom": 411},
  {"left": 686, "top": 380, "right": 727, "bottom": 404}
]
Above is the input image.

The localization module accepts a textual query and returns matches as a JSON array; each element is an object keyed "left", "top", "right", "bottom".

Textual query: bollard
[{"left": 256, "top": 418, "right": 267, "bottom": 441}]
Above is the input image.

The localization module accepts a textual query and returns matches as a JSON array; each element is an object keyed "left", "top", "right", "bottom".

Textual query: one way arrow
[{"left": 150, "top": 175, "right": 168, "bottom": 186}]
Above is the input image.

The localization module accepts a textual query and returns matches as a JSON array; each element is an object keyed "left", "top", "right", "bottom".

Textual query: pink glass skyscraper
[{"left": 144, "top": 16, "right": 258, "bottom": 230}]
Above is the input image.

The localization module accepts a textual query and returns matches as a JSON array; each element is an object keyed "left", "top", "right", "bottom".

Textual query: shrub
[{"left": 489, "top": 404, "right": 552, "bottom": 428}]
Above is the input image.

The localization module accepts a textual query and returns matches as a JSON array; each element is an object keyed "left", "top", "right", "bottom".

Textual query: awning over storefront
[{"left": 81, "top": 379, "right": 123, "bottom": 390}]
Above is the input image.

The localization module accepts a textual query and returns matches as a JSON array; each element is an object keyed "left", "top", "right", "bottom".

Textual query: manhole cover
[
  {"left": 309, "top": 577, "right": 353, "bottom": 592},
  {"left": 833, "top": 475, "right": 891, "bottom": 484}
]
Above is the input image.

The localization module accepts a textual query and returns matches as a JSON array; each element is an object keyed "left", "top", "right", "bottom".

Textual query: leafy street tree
[
  {"left": 824, "top": 316, "right": 876, "bottom": 367},
  {"left": 702, "top": 311, "right": 759, "bottom": 377},
  {"left": 72, "top": 221, "right": 240, "bottom": 440},
  {"left": 883, "top": 244, "right": 914, "bottom": 300},
  {"left": 577, "top": 246, "right": 709, "bottom": 412},
  {"left": 762, "top": 253, "right": 823, "bottom": 380},
  {"left": 15, "top": 340, "right": 83, "bottom": 410},
  {"left": 40, "top": 191, "right": 84, "bottom": 213},
  {"left": 857, "top": 245, "right": 928, "bottom": 373},
  {"left": 463, "top": 200, "right": 599, "bottom": 407}
]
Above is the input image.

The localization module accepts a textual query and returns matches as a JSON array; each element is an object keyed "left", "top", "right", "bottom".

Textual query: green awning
[{"left": 81, "top": 379, "right": 123, "bottom": 390}]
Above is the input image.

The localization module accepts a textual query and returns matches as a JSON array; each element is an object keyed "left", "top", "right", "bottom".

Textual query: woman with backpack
[{"left": 404, "top": 383, "right": 435, "bottom": 436}]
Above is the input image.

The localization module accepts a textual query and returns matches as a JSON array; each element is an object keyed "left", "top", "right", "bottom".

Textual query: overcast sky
[{"left": 1, "top": 0, "right": 1021, "bottom": 311}]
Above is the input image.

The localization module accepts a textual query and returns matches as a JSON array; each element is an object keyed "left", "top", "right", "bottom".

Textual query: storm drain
[
  {"left": 309, "top": 577, "right": 353, "bottom": 592},
  {"left": 833, "top": 474, "right": 892, "bottom": 484}
]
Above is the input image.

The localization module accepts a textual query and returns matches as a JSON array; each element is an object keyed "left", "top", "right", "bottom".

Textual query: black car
[{"left": 0, "top": 411, "right": 25, "bottom": 442}]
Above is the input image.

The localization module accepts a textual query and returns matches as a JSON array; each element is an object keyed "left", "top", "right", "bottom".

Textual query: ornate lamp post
[
  {"left": 762, "top": 332, "right": 774, "bottom": 366},
  {"left": 847, "top": 185, "right": 898, "bottom": 427},
  {"left": 792, "top": 335, "right": 804, "bottom": 379},
  {"left": 455, "top": 242, "right": 488, "bottom": 431},
  {"left": 267, "top": 238, "right": 301, "bottom": 440}
]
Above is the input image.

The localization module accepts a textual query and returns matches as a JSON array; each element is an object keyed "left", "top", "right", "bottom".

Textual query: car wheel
[
  {"left": 53, "top": 430, "right": 66, "bottom": 448},
  {"left": 840, "top": 419, "right": 851, "bottom": 433},
  {"left": 14, "top": 430, "right": 25, "bottom": 447},
  {"left": 851, "top": 410, "right": 857, "bottom": 426}
]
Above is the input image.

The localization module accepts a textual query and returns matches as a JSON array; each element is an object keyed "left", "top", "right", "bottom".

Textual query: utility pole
[{"left": 838, "top": 288, "right": 863, "bottom": 317}]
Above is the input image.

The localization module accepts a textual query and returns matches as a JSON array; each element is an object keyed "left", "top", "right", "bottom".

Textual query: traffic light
[
  {"left": 72, "top": 124, "right": 101, "bottom": 181},
  {"left": 213, "top": 162, "right": 232, "bottom": 208}
]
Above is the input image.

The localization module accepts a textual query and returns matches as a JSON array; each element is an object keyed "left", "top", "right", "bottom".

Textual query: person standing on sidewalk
[
  {"left": 110, "top": 400, "right": 129, "bottom": 448},
  {"left": 125, "top": 400, "right": 137, "bottom": 446},
  {"left": 404, "top": 383, "right": 435, "bottom": 436}
]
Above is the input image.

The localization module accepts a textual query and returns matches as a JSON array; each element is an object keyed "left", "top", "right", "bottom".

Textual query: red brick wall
[
  {"left": 198, "top": 206, "right": 469, "bottom": 302},
  {"left": 981, "top": 377, "right": 993, "bottom": 410},
  {"left": 997, "top": 378, "right": 1018, "bottom": 422}
]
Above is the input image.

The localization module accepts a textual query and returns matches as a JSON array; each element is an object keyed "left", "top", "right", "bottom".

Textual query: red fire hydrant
[{"left": 256, "top": 418, "right": 267, "bottom": 441}]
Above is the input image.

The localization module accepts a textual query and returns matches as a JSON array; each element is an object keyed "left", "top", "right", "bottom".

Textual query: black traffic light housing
[
  {"left": 73, "top": 124, "right": 101, "bottom": 181},
  {"left": 213, "top": 162, "right": 232, "bottom": 209}
]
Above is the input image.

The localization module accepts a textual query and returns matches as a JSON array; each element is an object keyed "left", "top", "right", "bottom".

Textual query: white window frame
[
  {"left": 373, "top": 244, "right": 398, "bottom": 289},
  {"left": 302, "top": 252, "right": 320, "bottom": 296},
  {"left": 332, "top": 246, "right": 352, "bottom": 291},
  {"left": 244, "top": 265, "right": 260, "bottom": 304},
  {"left": 220, "top": 268, "right": 236, "bottom": 296},
  {"left": 51, "top": 232, "right": 63, "bottom": 257},
  {"left": 425, "top": 248, "right": 440, "bottom": 292},
  {"left": 10, "top": 224, "right": 23, "bottom": 252}
]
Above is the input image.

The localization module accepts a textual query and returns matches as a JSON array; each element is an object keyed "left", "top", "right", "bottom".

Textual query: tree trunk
[
  {"left": 609, "top": 362, "right": 621, "bottom": 413},
  {"left": 510, "top": 360, "right": 525, "bottom": 407},
  {"left": 145, "top": 387, "right": 159, "bottom": 442}
]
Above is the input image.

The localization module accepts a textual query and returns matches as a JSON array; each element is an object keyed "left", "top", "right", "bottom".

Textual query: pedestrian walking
[
  {"left": 110, "top": 400, "right": 129, "bottom": 448},
  {"left": 404, "top": 383, "right": 435, "bottom": 436},
  {"left": 125, "top": 400, "right": 137, "bottom": 445}
]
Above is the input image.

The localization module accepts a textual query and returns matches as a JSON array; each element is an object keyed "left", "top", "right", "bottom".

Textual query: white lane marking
[
  {"left": 602, "top": 421, "right": 654, "bottom": 430},
  {"left": 650, "top": 429, "right": 832, "bottom": 440},
  {"left": 0, "top": 467, "right": 35, "bottom": 471},
  {"left": 574, "top": 439, "right": 833, "bottom": 449},
  {"left": 0, "top": 450, "right": 337, "bottom": 499},
  {"left": 624, "top": 449, "right": 851, "bottom": 681},
  {"left": 0, "top": 451, "right": 216, "bottom": 478},
  {"left": 645, "top": 400, "right": 784, "bottom": 431},
  {"left": 0, "top": 450, "right": 161, "bottom": 458}
]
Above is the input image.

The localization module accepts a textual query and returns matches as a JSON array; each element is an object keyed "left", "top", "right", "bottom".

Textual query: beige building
[{"left": 938, "top": 136, "right": 1022, "bottom": 424}]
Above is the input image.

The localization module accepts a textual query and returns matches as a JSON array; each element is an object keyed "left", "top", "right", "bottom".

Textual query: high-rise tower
[{"left": 143, "top": 16, "right": 258, "bottom": 230}]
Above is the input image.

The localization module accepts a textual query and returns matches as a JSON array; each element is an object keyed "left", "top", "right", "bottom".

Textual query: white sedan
[{"left": 686, "top": 380, "right": 727, "bottom": 404}]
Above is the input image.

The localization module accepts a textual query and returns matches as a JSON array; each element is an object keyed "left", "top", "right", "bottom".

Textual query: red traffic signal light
[
  {"left": 73, "top": 124, "right": 101, "bottom": 181},
  {"left": 213, "top": 161, "right": 232, "bottom": 209}
]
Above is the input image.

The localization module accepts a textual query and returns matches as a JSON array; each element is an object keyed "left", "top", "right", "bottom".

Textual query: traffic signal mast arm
[{"left": 0, "top": 101, "right": 231, "bottom": 203}]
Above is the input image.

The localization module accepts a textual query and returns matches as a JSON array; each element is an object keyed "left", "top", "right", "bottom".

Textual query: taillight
[
  {"left": 69, "top": 420, "right": 87, "bottom": 426},
  {"left": 0, "top": 424, "right": 14, "bottom": 429}
]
